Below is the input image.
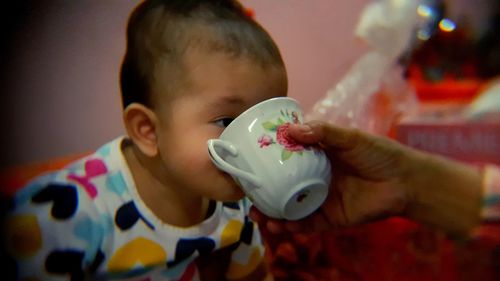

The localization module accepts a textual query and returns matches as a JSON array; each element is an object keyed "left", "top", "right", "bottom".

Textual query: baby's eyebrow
[{"left": 208, "top": 96, "right": 245, "bottom": 108}]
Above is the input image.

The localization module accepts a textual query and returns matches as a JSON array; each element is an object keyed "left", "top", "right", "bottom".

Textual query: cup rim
[{"left": 221, "top": 96, "right": 299, "bottom": 135}]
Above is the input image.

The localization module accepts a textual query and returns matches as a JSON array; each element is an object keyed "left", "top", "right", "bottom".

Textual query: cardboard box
[{"left": 396, "top": 103, "right": 500, "bottom": 165}]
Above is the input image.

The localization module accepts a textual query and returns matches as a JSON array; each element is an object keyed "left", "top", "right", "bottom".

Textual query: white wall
[{"left": 1, "top": 0, "right": 368, "bottom": 167}]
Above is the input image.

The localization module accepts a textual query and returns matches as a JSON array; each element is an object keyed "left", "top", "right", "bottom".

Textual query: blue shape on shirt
[
  {"left": 167, "top": 237, "right": 215, "bottom": 268},
  {"left": 14, "top": 173, "right": 56, "bottom": 207},
  {"left": 31, "top": 183, "right": 79, "bottom": 220},
  {"left": 96, "top": 144, "right": 111, "bottom": 157},
  {"left": 106, "top": 172, "right": 127, "bottom": 196},
  {"left": 74, "top": 217, "right": 104, "bottom": 264},
  {"left": 115, "top": 201, "right": 155, "bottom": 231}
]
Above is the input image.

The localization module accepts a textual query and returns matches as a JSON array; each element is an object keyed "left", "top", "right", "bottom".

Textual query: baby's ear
[{"left": 123, "top": 103, "right": 159, "bottom": 157}]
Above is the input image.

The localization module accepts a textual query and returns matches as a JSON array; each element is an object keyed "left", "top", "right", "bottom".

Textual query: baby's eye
[{"left": 213, "top": 117, "right": 234, "bottom": 128}]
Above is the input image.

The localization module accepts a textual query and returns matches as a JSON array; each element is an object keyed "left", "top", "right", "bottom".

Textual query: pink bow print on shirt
[{"left": 67, "top": 159, "right": 108, "bottom": 199}]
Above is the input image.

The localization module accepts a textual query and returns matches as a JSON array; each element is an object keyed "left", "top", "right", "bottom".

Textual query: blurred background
[
  {"left": 0, "top": 0, "right": 369, "bottom": 168},
  {"left": 0, "top": 0, "right": 499, "bottom": 167},
  {"left": 1, "top": 1, "right": 499, "bottom": 280}
]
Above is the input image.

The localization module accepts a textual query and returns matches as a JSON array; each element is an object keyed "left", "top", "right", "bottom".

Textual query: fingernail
[{"left": 294, "top": 124, "right": 313, "bottom": 134}]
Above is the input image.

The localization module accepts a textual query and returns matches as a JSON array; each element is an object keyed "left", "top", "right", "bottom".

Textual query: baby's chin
[
  {"left": 224, "top": 186, "right": 246, "bottom": 201},
  {"left": 214, "top": 184, "right": 246, "bottom": 202},
  {"left": 217, "top": 174, "right": 246, "bottom": 201}
]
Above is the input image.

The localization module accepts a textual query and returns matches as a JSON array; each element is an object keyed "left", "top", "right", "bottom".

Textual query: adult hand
[
  {"left": 250, "top": 120, "right": 413, "bottom": 233},
  {"left": 250, "top": 120, "right": 482, "bottom": 236}
]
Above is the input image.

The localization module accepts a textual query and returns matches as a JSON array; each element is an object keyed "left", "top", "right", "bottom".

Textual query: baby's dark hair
[{"left": 120, "top": 0, "right": 285, "bottom": 109}]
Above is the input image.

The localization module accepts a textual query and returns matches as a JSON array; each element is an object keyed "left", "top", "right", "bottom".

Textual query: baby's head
[
  {"left": 120, "top": 0, "right": 285, "bottom": 109},
  {"left": 120, "top": 0, "right": 288, "bottom": 202}
]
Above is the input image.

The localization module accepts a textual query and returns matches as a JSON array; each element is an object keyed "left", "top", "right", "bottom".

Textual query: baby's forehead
[{"left": 151, "top": 49, "right": 286, "bottom": 96}]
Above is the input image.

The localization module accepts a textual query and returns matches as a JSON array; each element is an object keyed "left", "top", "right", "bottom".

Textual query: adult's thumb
[{"left": 289, "top": 121, "right": 359, "bottom": 150}]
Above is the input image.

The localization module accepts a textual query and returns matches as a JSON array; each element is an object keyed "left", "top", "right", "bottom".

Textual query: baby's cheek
[{"left": 178, "top": 147, "right": 213, "bottom": 171}]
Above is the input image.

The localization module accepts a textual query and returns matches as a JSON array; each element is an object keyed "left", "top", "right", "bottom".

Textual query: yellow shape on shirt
[
  {"left": 220, "top": 219, "right": 243, "bottom": 248},
  {"left": 226, "top": 247, "right": 262, "bottom": 280},
  {"left": 107, "top": 237, "right": 167, "bottom": 272},
  {"left": 6, "top": 215, "right": 42, "bottom": 258}
]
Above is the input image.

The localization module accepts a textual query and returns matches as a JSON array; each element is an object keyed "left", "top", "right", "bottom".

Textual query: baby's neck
[{"left": 122, "top": 141, "right": 212, "bottom": 227}]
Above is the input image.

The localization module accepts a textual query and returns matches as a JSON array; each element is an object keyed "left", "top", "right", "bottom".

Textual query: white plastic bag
[{"left": 306, "top": 0, "right": 422, "bottom": 135}]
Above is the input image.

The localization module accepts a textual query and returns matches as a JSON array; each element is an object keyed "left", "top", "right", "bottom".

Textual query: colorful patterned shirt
[{"left": 4, "top": 137, "right": 265, "bottom": 280}]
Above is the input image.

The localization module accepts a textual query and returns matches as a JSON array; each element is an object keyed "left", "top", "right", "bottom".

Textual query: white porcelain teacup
[{"left": 207, "top": 97, "right": 331, "bottom": 220}]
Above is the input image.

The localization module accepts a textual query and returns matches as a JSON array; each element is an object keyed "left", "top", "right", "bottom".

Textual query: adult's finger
[
  {"left": 249, "top": 206, "right": 265, "bottom": 223},
  {"left": 289, "top": 121, "right": 361, "bottom": 150}
]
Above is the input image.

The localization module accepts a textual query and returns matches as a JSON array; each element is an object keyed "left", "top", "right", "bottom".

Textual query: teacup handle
[{"left": 207, "top": 139, "right": 262, "bottom": 189}]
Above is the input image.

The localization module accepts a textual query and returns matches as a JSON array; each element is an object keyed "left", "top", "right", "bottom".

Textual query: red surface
[
  {"left": 261, "top": 219, "right": 500, "bottom": 281},
  {"left": 0, "top": 153, "right": 89, "bottom": 197},
  {"left": 410, "top": 79, "right": 482, "bottom": 103},
  {"left": 408, "top": 67, "right": 483, "bottom": 103}
]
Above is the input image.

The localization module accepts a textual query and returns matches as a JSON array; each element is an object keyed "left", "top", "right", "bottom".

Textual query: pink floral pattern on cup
[
  {"left": 258, "top": 134, "right": 274, "bottom": 148},
  {"left": 258, "top": 110, "right": 306, "bottom": 161},
  {"left": 276, "top": 123, "right": 304, "bottom": 152}
]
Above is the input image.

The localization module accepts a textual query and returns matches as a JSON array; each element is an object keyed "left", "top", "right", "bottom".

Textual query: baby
[{"left": 4, "top": 0, "right": 287, "bottom": 280}]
